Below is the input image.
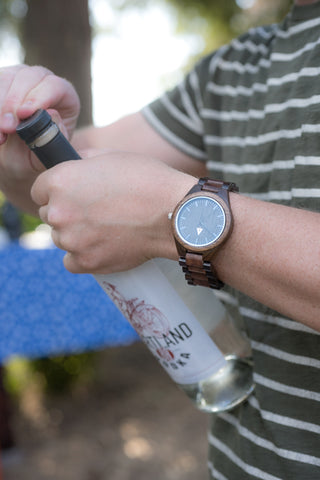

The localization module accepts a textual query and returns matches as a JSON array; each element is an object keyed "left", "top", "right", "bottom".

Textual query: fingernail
[
  {"left": 1, "top": 112, "right": 15, "bottom": 130},
  {"left": 22, "top": 100, "right": 33, "bottom": 107}
]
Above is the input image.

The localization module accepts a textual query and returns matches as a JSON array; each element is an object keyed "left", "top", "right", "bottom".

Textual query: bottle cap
[{"left": 16, "top": 109, "right": 52, "bottom": 144}]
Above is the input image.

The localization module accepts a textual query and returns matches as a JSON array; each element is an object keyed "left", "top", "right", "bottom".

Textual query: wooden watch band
[
  {"left": 179, "top": 253, "right": 224, "bottom": 289},
  {"left": 189, "top": 177, "right": 238, "bottom": 197},
  {"left": 178, "top": 178, "right": 238, "bottom": 290}
]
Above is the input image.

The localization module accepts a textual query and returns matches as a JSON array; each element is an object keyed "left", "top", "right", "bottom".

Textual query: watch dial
[{"left": 175, "top": 196, "right": 226, "bottom": 247}]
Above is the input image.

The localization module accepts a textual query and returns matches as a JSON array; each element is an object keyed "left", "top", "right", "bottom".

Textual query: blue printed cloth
[{"left": 0, "top": 243, "right": 139, "bottom": 363}]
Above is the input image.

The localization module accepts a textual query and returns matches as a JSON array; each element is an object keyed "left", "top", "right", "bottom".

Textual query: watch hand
[{"left": 198, "top": 222, "right": 213, "bottom": 236}]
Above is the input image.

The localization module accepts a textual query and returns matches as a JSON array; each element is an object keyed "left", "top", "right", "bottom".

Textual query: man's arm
[
  {"left": 215, "top": 192, "right": 320, "bottom": 332},
  {"left": 72, "top": 111, "right": 208, "bottom": 177},
  {"left": 29, "top": 149, "right": 320, "bottom": 333}
]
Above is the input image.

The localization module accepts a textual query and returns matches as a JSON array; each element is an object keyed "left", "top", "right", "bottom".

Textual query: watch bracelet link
[
  {"left": 179, "top": 253, "right": 224, "bottom": 289},
  {"left": 191, "top": 177, "right": 239, "bottom": 196},
  {"left": 179, "top": 177, "right": 238, "bottom": 290}
]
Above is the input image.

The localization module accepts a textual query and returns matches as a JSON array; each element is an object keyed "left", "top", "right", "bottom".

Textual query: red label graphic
[{"left": 102, "top": 281, "right": 170, "bottom": 338}]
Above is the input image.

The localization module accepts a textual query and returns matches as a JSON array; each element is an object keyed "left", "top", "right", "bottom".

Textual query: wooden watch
[{"left": 170, "top": 177, "right": 238, "bottom": 289}]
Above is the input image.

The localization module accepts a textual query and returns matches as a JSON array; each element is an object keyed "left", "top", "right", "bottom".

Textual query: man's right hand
[{"left": 0, "top": 64, "right": 80, "bottom": 214}]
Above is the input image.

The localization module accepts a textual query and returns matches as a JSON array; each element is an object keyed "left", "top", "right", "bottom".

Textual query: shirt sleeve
[{"left": 141, "top": 53, "right": 215, "bottom": 162}]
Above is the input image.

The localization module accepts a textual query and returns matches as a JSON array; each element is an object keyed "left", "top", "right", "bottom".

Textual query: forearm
[
  {"left": 72, "top": 111, "right": 208, "bottom": 177},
  {"left": 213, "top": 193, "right": 320, "bottom": 331}
]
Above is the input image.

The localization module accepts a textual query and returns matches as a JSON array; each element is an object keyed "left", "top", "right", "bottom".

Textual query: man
[{"left": 0, "top": 0, "right": 319, "bottom": 478}]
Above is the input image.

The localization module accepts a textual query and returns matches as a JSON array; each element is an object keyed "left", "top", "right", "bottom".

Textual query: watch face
[{"left": 175, "top": 196, "right": 226, "bottom": 248}]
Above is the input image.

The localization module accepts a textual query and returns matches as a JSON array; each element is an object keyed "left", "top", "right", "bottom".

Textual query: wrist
[{"left": 150, "top": 171, "right": 197, "bottom": 261}]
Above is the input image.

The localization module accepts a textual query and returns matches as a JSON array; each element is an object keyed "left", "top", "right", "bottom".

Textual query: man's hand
[
  {"left": 30, "top": 150, "right": 195, "bottom": 274},
  {"left": 0, "top": 64, "right": 80, "bottom": 213}
]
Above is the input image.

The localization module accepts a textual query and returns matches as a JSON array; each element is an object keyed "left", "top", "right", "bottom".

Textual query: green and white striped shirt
[{"left": 142, "top": 2, "right": 320, "bottom": 479}]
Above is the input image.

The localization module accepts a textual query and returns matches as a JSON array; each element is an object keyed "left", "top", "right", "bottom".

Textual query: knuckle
[
  {"left": 52, "top": 229, "right": 74, "bottom": 252},
  {"left": 46, "top": 207, "right": 60, "bottom": 227},
  {"left": 48, "top": 175, "right": 62, "bottom": 193},
  {"left": 63, "top": 251, "right": 96, "bottom": 274},
  {"left": 0, "top": 64, "right": 23, "bottom": 81},
  {"left": 45, "top": 170, "right": 66, "bottom": 197},
  {"left": 52, "top": 224, "right": 101, "bottom": 273},
  {"left": 61, "top": 236, "right": 75, "bottom": 253},
  {"left": 76, "top": 251, "right": 100, "bottom": 273},
  {"left": 30, "top": 65, "right": 53, "bottom": 76},
  {"left": 3, "top": 93, "right": 21, "bottom": 111},
  {"left": 46, "top": 202, "right": 69, "bottom": 228}
]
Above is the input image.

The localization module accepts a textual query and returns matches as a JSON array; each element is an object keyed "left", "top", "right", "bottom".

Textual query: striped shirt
[{"left": 142, "top": 2, "right": 320, "bottom": 479}]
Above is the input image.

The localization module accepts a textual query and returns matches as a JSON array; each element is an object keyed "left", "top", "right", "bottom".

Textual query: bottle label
[{"left": 95, "top": 262, "right": 227, "bottom": 385}]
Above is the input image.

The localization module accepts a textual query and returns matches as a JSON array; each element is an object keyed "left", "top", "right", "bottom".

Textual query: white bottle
[{"left": 95, "top": 258, "right": 254, "bottom": 413}]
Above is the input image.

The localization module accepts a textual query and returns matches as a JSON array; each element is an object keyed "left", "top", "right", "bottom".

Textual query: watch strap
[
  {"left": 179, "top": 253, "right": 224, "bottom": 289},
  {"left": 188, "top": 177, "right": 239, "bottom": 196},
  {"left": 178, "top": 178, "right": 238, "bottom": 290}
]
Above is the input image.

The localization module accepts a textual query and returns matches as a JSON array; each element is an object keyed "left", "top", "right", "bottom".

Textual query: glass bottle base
[{"left": 178, "top": 356, "right": 255, "bottom": 413}]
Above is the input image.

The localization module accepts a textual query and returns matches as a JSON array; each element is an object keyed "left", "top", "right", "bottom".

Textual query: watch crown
[{"left": 168, "top": 212, "right": 173, "bottom": 220}]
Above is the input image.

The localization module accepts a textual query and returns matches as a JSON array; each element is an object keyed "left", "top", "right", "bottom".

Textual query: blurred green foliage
[
  {"left": 108, "top": 0, "right": 293, "bottom": 53},
  {"left": 4, "top": 352, "right": 96, "bottom": 397},
  {"left": 31, "top": 352, "right": 97, "bottom": 395},
  {"left": 0, "top": 0, "right": 294, "bottom": 59},
  {"left": 3, "top": 357, "right": 34, "bottom": 397}
]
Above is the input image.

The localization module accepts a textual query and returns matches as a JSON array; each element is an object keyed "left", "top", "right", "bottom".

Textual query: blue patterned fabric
[{"left": 0, "top": 243, "right": 139, "bottom": 363}]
